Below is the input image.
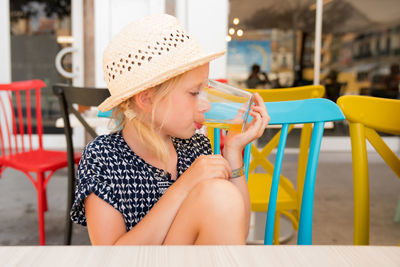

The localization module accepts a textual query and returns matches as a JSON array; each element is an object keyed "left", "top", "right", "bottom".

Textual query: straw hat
[{"left": 98, "top": 14, "right": 226, "bottom": 112}]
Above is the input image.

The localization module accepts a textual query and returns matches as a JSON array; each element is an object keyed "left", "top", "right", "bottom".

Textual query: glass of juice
[{"left": 200, "top": 79, "right": 254, "bottom": 132}]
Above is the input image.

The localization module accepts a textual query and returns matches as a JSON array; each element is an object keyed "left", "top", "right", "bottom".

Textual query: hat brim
[{"left": 98, "top": 50, "right": 226, "bottom": 112}]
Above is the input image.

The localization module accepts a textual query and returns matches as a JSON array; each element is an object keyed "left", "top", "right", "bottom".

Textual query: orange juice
[{"left": 202, "top": 122, "right": 243, "bottom": 132}]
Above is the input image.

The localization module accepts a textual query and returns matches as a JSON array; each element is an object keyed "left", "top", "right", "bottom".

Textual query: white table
[{"left": 1, "top": 245, "right": 399, "bottom": 267}]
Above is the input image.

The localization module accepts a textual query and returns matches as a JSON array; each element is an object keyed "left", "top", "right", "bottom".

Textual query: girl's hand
[
  {"left": 178, "top": 154, "right": 232, "bottom": 191},
  {"left": 223, "top": 93, "right": 270, "bottom": 159}
]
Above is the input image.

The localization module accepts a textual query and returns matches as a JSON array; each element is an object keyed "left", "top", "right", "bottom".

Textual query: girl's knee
[{"left": 190, "top": 179, "right": 245, "bottom": 216}]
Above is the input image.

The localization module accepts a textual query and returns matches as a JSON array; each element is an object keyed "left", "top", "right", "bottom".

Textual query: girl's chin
[{"left": 173, "top": 129, "right": 196, "bottom": 140}]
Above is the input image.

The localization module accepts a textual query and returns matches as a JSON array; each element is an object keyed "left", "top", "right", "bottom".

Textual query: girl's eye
[{"left": 190, "top": 92, "right": 200, "bottom": 96}]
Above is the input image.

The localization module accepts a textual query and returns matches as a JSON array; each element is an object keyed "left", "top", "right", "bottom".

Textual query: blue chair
[
  {"left": 212, "top": 98, "right": 344, "bottom": 245},
  {"left": 98, "top": 110, "right": 113, "bottom": 118}
]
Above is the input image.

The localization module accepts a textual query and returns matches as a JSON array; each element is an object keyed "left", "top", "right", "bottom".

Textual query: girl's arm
[
  {"left": 223, "top": 93, "right": 270, "bottom": 235},
  {"left": 85, "top": 180, "right": 189, "bottom": 245},
  {"left": 222, "top": 149, "right": 251, "bottom": 235},
  {"left": 85, "top": 154, "right": 232, "bottom": 245}
]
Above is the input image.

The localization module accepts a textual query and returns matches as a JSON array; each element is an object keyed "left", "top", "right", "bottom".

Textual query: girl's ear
[{"left": 134, "top": 89, "right": 154, "bottom": 113}]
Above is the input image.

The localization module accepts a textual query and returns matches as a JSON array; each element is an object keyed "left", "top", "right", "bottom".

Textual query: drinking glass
[{"left": 199, "top": 79, "right": 254, "bottom": 132}]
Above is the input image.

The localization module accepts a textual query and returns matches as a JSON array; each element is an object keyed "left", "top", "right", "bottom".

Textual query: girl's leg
[{"left": 163, "top": 179, "right": 246, "bottom": 245}]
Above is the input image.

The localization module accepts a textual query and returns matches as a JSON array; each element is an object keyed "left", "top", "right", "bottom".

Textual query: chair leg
[
  {"left": 36, "top": 172, "right": 46, "bottom": 245},
  {"left": 273, "top": 213, "right": 280, "bottom": 245},
  {"left": 42, "top": 188, "right": 48, "bottom": 212},
  {"left": 64, "top": 163, "right": 75, "bottom": 245},
  {"left": 64, "top": 212, "right": 72, "bottom": 245},
  {"left": 349, "top": 123, "right": 370, "bottom": 245},
  {"left": 64, "top": 185, "right": 73, "bottom": 246},
  {"left": 394, "top": 197, "right": 400, "bottom": 223},
  {"left": 0, "top": 165, "right": 5, "bottom": 178}
]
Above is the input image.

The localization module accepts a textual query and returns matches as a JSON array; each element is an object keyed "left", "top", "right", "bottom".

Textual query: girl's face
[{"left": 153, "top": 64, "right": 210, "bottom": 139}]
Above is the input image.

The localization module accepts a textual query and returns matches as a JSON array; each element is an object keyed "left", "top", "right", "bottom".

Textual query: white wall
[
  {"left": 94, "top": 0, "right": 228, "bottom": 87},
  {"left": 72, "top": 0, "right": 84, "bottom": 87},
  {"left": 94, "top": 0, "right": 165, "bottom": 87},
  {"left": 0, "top": 0, "right": 12, "bottom": 149},
  {"left": 176, "top": 0, "right": 228, "bottom": 79},
  {"left": 0, "top": 0, "right": 11, "bottom": 84}
]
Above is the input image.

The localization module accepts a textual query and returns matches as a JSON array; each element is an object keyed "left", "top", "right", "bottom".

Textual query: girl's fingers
[
  {"left": 254, "top": 113, "right": 265, "bottom": 137},
  {"left": 253, "top": 93, "right": 267, "bottom": 114},
  {"left": 253, "top": 92, "right": 263, "bottom": 106},
  {"left": 249, "top": 110, "right": 266, "bottom": 138},
  {"left": 246, "top": 111, "right": 263, "bottom": 137},
  {"left": 224, "top": 93, "right": 270, "bottom": 148},
  {"left": 221, "top": 157, "right": 232, "bottom": 178},
  {"left": 250, "top": 96, "right": 270, "bottom": 133},
  {"left": 251, "top": 106, "right": 269, "bottom": 123},
  {"left": 253, "top": 106, "right": 270, "bottom": 132},
  {"left": 213, "top": 157, "right": 232, "bottom": 178},
  {"left": 251, "top": 102, "right": 269, "bottom": 121},
  {"left": 207, "top": 154, "right": 227, "bottom": 160}
]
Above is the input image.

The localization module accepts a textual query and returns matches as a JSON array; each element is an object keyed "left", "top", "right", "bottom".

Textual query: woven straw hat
[{"left": 98, "top": 14, "right": 226, "bottom": 111}]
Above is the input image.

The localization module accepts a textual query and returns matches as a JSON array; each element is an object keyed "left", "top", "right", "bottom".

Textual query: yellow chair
[
  {"left": 337, "top": 95, "right": 400, "bottom": 245},
  {"left": 207, "top": 85, "right": 325, "bottom": 244}
]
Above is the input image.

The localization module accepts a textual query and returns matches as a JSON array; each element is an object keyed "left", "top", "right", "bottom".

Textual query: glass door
[{"left": 9, "top": 0, "right": 72, "bottom": 133}]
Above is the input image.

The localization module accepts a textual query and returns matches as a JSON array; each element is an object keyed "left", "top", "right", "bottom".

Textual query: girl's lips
[{"left": 195, "top": 122, "right": 203, "bottom": 129}]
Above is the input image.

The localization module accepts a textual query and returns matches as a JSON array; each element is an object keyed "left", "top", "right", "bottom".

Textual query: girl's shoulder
[{"left": 83, "top": 132, "right": 124, "bottom": 155}]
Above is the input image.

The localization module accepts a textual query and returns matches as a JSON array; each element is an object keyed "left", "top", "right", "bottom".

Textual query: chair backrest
[
  {"left": 246, "top": 85, "right": 325, "bottom": 102},
  {"left": 52, "top": 84, "right": 110, "bottom": 150},
  {"left": 53, "top": 84, "right": 110, "bottom": 245},
  {"left": 337, "top": 95, "right": 400, "bottom": 136},
  {"left": 246, "top": 85, "right": 326, "bottom": 184},
  {"left": 52, "top": 84, "right": 110, "bottom": 179},
  {"left": 337, "top": 95, "right": 400, "bottom": 178},
  {"left": 213, "top": 98, "right": 345, "bottom": 245},
  {"left": 0, "top": 80, "right": 47, "bottom": 157},
  {"left": 337, "top": 95, "right": 400, "bottom": 244},
  {"left": 207, "top": 85, "right": 325, "bottom": 155}
]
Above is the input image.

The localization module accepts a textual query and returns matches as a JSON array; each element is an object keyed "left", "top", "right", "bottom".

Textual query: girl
[{"left": 71, "top": 14, "right": 269, "bottom": 245}]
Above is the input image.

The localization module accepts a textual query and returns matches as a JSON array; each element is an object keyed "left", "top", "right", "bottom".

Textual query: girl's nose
[
  {"left": 197, "top": 97, "right": 210, "bottom": 113},
  {"left": 197, "top": 90, "right": 210, "bottom": 112}
]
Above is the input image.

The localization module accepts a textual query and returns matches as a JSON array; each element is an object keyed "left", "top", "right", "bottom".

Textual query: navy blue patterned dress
[{"left": 71, "top": 131, "right": 212, "bottom": 231}]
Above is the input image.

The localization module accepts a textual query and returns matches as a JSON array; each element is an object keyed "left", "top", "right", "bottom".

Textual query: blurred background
[
  {"left": 1, "top": 0, "right": 399, "bottom": 143},
  {"left": 227, "top": 0, "right": 400, "bottom": 98}
]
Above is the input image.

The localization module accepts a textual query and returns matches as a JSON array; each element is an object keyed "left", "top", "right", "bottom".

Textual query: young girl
[{"left": 71, "top": 14, "right": 269, "bottom": 245}]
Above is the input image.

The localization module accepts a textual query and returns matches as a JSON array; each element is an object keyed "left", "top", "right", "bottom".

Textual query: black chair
[{"left": 52, "top": 84, "right": 110, "bottom": 245}]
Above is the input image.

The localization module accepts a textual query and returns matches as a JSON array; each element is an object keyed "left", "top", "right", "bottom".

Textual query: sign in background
[{"left": 227, "top": 40, "right": 271, "bottom": 80}]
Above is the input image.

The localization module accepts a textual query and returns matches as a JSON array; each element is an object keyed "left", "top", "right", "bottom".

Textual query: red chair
[
  {"left": 215, "top": 78, "right": 228, "bottom": 84},
  {"left": 0, "top": 80, "right": 80, "bottom": 245}
]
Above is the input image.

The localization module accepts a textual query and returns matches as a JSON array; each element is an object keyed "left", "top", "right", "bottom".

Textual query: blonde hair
[{"left": 111, "top": 74, "right": 185, "bottom": 167}]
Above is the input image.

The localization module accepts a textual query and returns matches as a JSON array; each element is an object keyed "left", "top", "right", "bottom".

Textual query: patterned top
[{"left": 70, "top": 132, "right": 212, "bottom": 231}]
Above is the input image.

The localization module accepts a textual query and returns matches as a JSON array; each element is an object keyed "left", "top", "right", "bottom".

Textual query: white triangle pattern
[{"left": 70, "top": 132, "right": 212, "bottom": 231}]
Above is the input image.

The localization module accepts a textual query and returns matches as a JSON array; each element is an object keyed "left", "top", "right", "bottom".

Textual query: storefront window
[
  {"left": 10, "top": 0, "right": 71, "bottom": 133},
  {"left": 228, "top": 0, "right": 400, "bottom": 138}
]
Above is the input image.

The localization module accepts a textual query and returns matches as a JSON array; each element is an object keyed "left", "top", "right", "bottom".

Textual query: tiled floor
[{"left": 0, "top": 150, "right": 399, "bottom": 246}]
